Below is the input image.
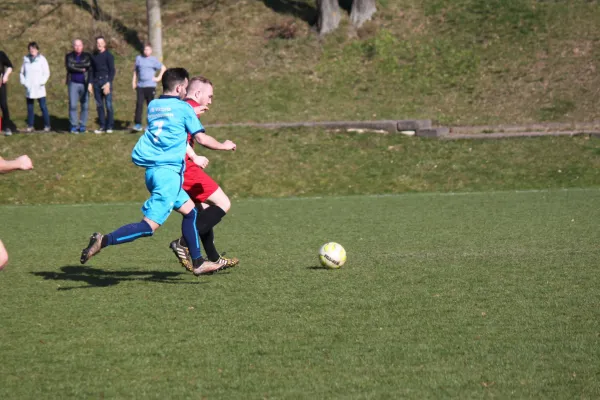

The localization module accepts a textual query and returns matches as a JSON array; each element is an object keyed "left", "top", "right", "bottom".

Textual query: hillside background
[{"left": 0, "top": 0, "right": 599, "bottom": 130}]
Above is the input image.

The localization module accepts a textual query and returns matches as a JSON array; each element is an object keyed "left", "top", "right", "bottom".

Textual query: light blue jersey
[{"left": 132, "top": 95, "right": 204, "bottom": 173}]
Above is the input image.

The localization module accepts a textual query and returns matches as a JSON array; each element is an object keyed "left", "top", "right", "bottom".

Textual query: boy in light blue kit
[{"left": 80, "top": 68, "right": 222, "bottom": 275}]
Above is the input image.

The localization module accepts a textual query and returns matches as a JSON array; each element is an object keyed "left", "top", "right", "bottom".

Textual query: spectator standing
[
  {"left": 132, "top": 43, "right": 166, "bottom": 132},
  {"left": 89, "top": 36, "right": 115, "bottom": 134},
  {"left": 19, "top": 42, "right": 51, "bottom": 132},
  {"left": 65, "top": 39, "right": 92, "bottom": 134},
  {"left": 0, "top": 50, "right": 16, "bottom": 136}
]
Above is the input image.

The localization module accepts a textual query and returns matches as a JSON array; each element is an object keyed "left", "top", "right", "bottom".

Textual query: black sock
[
  {"left": 101, "top": 235, "right": 108, "bottom": 248},
  {"left": 195, "top": 206, "right": 226, "bottom": 236},
  {"left": 200, "top": 228, "right": 220, "bottom": 262},
  {"left": 179, "top": 206, "right": 225, "bottom": 261},
  {"left": 192, "top": 256, "right": 205, "bottom": 268}
]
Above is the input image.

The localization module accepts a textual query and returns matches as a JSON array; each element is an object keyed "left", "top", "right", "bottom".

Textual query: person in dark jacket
[
  {"left": 65, "top": 39, "right": 92, "bottom": 134},
  {"left": 88, "top": 36, "right": 115, "bottom": 134},
  {"left": 0, "top": 50, "right": 16, "bottom": 136}
]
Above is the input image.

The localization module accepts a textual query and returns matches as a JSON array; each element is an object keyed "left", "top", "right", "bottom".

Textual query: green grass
[
  {"left": 1, "top": 189, "right": 599, "bottom": 398},
  {"left": 1, "top": 2, "right": 599, "bottom": 396},
  {"left": 1, "top": 129, "right": 600, "bottom": 205},
  {"left": 0, "top": 0, "right": 599, "bottom": 128}
]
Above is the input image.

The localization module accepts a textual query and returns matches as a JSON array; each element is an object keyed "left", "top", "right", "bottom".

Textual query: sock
[
  {"left": 102, "top": 220, "right": 153, "bottom": 248},
  {"left": 195, "top": 206, "right": 226, "bottom": 236},
  {"left": 200, "top": 229, "right": 220, "bottom": 262},
  {"left": 195, "top": 206, "right": 220, "bottom": 261},
  {"left": 193, "top": 257, "right": 206, "bottom": 269},
  {"left": 181, "top": 208, "right": 202, "bottom": 261},
  {"left": 178, "top": 230, "right": 218, "bottom": 261}
]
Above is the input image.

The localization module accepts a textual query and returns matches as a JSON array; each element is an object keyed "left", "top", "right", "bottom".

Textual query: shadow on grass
[
  {"left": 307, "top": 265, "right": 329, "bottom": 270},
  {"left": 22, "top": 115, "right": 129, "bottom": 133},
  {"left": 261, "top": 0, "right": 352, "bottom": 25},
  {"left": 262, "top": 0, "right": 318, "bottom": 25},
  {"left": 32, "top": 265, "right": 202, "bottom": 291},
  {"left": 72, "top": 0, "right": 144, "bottom": 52},
  {"left": 10, "top": 3, "right": 63, "bottom": 39}
]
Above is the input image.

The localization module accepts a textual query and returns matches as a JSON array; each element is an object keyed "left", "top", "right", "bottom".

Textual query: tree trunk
[
  {"left": 350, "top": 0, "right": 377, "bottom": 28},
  {"left": 146, "top": 0, "right": 163, "bottom": 61},
  {"left": 317, "top": 0, "right": 341, "bottom": 36}
]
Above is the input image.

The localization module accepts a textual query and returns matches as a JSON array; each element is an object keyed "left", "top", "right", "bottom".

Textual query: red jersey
[
  {"left": 184, "top": 98, "right": 203, "bottom": 171},
  {"left": 182, "top": 98, "right": 220, "bottom": 203}
]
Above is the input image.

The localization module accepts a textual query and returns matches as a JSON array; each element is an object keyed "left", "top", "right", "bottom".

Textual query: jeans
[
  {"left": 93, "top": 82, "right": 114, "bottom": 130},
  {"left": 68, "top": 82, "right": 89, "bottom": 130},
  {"left": 0, "top": 83, "right": 16, "bottom": 131},
  {"left": 26, "top": 97, "right": 50, "bottom": 128},
  {"left": 134, "top": 87, "right": 156, "bottom": 125}
]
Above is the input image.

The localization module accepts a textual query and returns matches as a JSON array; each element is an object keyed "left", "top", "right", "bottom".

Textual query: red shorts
[{"left": 183, "top": 163, "right": 220, "bottom": 203}]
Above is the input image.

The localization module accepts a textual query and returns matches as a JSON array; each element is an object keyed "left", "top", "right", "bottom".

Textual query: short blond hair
[{"left": 190, "top": 76, "right": 213, "bottom": 87}]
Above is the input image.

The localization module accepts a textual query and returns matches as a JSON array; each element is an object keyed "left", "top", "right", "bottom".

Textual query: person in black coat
[
  {"left": 65, "top": 39, "right": 93, "bottom": 133},
  {"left": 0, "top": 50, "right": 16, "bottom": 135},
  {"left": 88, "top": 36, "right": 116, "bottom": 134}
]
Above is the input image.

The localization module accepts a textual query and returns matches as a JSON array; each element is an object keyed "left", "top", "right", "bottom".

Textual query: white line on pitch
[{"left": 0, "top": 187, "right": 598, "bottom": 209}]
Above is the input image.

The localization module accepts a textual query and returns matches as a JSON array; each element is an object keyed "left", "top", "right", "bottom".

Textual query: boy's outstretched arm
[
  {"left": 193, "top": 132, "right": 236, "bottom": 151},
  {"left": 0, "top": 155, "right": 33, "bottom": 173}
]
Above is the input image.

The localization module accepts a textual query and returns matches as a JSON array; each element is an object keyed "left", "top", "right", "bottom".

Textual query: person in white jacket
[{"left": 19, "top": 42, "right": 50, "bottom": 132}]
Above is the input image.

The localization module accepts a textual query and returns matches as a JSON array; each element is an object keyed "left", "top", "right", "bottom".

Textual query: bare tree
[
  {"left": 317, "top": 0, "right": 341, "bottom": 36},
  {"left": 318, "top": 0, "right": 377, "bottom": 35},
  {"left": 350, "top": 0, "right": 377, "bottom": 28},
  {"left": 147, "top": 0, "right": 163, "bottom": 60}
]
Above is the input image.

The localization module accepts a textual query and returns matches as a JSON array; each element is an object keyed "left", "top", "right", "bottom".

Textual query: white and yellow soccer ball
[{"left": 319, "top": 242, "right": 347, "bottom": 269}]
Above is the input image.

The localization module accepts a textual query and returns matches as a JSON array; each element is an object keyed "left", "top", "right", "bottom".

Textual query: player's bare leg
[{"left": 0, "top": 240, "right": 9, "bottom": 271}]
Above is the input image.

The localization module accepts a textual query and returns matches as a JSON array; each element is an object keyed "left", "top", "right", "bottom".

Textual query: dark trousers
[
  {"left": 0, "top": 83, "right": 15, "bottom": 131},
  {"left": 93, "top": 82, "right": 114, "bottom": 130},
  {"left": 134, "top": 87, "right": 156, "bottom": 125},
  {"left": 26, "top": 97, "right": 50, "bottom": 128}
]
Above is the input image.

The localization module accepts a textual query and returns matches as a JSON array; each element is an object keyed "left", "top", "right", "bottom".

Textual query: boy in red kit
[{"left": 169, "top": 76, "right": 239, "bottom": 271}]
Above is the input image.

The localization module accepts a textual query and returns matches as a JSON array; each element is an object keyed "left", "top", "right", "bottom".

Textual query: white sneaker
[
  {"left": 3, "top": 129, "right": 12, "bottom": 136},
  {"left": 106, "top": 129, "right": 113, "bottom": 134},
  {"left": 94, "top": 129, "right": 105, "bottom": 134},
  {"left": 193, "top": 260, "right": 222, "bottom": 276},
  {"left": 25, "top": 127, "right": 34, "bottom": 133}
]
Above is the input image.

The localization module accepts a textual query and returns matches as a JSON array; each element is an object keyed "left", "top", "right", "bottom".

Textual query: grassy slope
[
  {"left": 0, "top": 0, "right": 599, "bottom": 128},
  {"left": 0, "top": 190, "right": 599, "bottom": 398},
  {"left": 0, "top": 130, "right": 599, "bottom": 205}
]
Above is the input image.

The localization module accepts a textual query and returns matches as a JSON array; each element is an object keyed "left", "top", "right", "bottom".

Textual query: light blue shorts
[{"left": 141, "top": 167, "right": 190, "bottom": 225}]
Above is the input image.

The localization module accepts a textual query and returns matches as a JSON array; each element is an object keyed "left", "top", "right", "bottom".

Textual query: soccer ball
[{"left": 319, "top": 242, "right": 347, "bottom": 269}]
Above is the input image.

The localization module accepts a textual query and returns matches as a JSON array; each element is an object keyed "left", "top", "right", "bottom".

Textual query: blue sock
[
  {"left": 181, "top": 208, "right": 202, "bottom": 260},
  {"left": 103, "top": 220, "right": 154, "bottom": 247}
]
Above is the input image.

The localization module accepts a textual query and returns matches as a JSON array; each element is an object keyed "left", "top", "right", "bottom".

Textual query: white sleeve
[
  {"left": 19, "top": 62, "right": 26, "bottom": 86},
  {"left": 40, "top": 56, "right": 50, "bottom": 85}
]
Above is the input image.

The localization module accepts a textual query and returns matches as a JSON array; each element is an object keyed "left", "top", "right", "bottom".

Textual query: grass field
[
  {"left": 1, "top": 130, "right": 600, "bottom": 204},
  {"left": 2, "top": 1, "right": 599, "bottom": 397},
  {"left": 1, "top": 189, "right": 599, "bottom": 398},
  {"left": 1, "top": 0, "right": 599, "bottom": 127}
]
